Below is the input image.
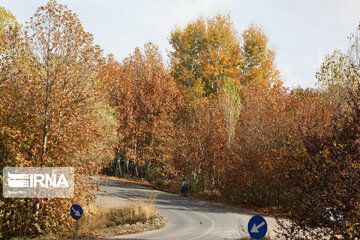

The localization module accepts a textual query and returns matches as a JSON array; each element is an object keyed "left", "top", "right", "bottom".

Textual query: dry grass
[
  {"left": 75, "top": 197, "right": 163, "bottom": 238},
  {"left": 200, "top": 189, "right": 222, "bottom": 197},
  {"left": 31, "top": 197, "right": 164, "bottom": 239},
  {"left": 106, "top": 198, "right": 157, "bottom": 227}
]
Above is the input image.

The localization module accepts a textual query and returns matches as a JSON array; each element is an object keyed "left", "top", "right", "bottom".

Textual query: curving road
[{"left": 96, "top": 178, "right": 279, "bottom": 240}]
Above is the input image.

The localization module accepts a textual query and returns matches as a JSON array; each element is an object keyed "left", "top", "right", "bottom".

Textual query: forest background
[{"left": 0, "top": 1, "right": 359, "bottom": 239}]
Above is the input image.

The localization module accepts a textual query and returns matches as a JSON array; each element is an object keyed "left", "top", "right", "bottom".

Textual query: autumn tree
[
  {"left": 0, "top": 8, "right": 22, "bottom": 237},
  {"left": 0, "top": 5, "right": 21, "bottom": 54},
  {"left": 169, "top": 14, "right": 242, "bottom": 98},
  {"left": 240, "top": 25, "right": 280, "bottom": 87},
  {"left": 169, "top": 15, "right": 284, "bottom": 200},
  {"left": 277, "top": 27, "right": 360, "bottom": 239},
  {"left": 317, "top": 28, "right": 360, "bottom": 89},
  {"left": 277, "top": 87, "right": 360, "bottom": 240},
  {"left": 0, "top": 5, "right": 21, "bottom": 162},
  {"left": 169, "top": 15, "right": 239, "bottom": 191},
  {"left": 225, "top": 26, "right": 282, "bottom": 203},
  {"left": 104, "top": 43, "right": 181, "bottom": 181},
  {"left": 0, "top": 1, "right": 116, "bottom": 237},
  {"left": 224, "top": 82, "right": 288, "bottom": 205},
  {"left": 316, "top": 30, "right": 360, "bottom": 115}
]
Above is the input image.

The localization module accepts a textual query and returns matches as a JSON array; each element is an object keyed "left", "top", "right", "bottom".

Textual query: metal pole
[{"left": 75, "top": 220, "right": 79, "bottom": 239}]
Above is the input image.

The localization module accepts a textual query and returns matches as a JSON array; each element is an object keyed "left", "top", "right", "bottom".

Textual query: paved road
[{"left": 96, "top": 179, "right": 279, "bottom": 240}]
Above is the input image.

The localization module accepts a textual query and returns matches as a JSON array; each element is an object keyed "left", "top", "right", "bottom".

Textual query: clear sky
[{"left": 1, "top": 0, "right": 360, "bottom": 88}]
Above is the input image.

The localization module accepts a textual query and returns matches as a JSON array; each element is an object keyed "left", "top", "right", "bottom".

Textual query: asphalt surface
[{"left": 96, "top": 178, "right": 279, "bottom": 240}]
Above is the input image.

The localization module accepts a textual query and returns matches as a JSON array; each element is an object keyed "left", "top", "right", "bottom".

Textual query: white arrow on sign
[
  {"left": 250, "top": 221, "right": 265, "bottom": 233},
  {"left": 72, "top": 207, "right": 81, "bottom": 217}
]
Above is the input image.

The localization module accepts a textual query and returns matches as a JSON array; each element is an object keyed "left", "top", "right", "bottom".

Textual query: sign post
[
  {"left": 248, "top": 215, "right": 267, "bottom": 239},
  {"left": 70, "top": 204, "right": 83, "bottom": 238}
]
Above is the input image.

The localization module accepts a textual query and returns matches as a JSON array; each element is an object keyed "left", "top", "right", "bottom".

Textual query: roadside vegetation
[
  {"left": 1, "top": 0, "right": 359, "bottom": 239},
  {"left": 68, "top": 198, "right": 164, "bottom": 239},
  {"left": 9, "top": 198, "right": 164, "bottom": 239}
]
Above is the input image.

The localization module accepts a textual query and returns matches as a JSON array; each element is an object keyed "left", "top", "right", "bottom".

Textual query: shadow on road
[{"left": 97, "top": 178, "right": 253, "bottom": 217}]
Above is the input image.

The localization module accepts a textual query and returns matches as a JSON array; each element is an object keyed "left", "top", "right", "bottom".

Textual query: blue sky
[{"left": 1, "top": 0, "right": 360, "bottom": 88}]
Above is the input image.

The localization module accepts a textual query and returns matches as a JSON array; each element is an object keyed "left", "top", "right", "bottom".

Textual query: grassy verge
[
  {"left": 12, "top": 197, "right": 165, "bottom": 240},
  {"left": 72, "top": 198, "right": 165, "bottom": 239}
]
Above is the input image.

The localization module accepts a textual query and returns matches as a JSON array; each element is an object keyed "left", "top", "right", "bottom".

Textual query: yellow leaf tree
[
  {"left": 241, "top": 24, "right": 280, "bottom": 87},
  {"left": 169, "top": 14, "right": 242, "bottom": 98}
]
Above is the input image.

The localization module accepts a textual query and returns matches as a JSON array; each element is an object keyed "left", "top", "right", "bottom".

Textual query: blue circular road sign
[
  {"left": 70, "top": 204, "right": 83, "bottom": 220},
  {"left": 248, "top": 215, "right": 267, "bottom": 239}
]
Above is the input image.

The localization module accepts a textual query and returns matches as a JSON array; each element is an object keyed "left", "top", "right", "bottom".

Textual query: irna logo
[
  {"left": 3, "top": 167, "right": 74, "bottom": 198},
  {"left": 7, "top": 173, "right": 69, "bottom": 188}
]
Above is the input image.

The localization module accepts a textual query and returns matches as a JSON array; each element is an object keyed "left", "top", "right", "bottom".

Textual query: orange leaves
[
  {"left": 105, "top": 43, "right": 181, "bottom": 172},
  {"left": 0, "top": 1, "right": 116, "bottom": 237},
  {"left": 167, "top": 15, "right": 288, "bottom": 202}
]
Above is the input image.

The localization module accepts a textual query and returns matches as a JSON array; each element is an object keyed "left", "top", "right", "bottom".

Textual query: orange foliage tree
[
  {"left": 103, "top": 43, "right": 181, "bottom": 181},
  {"left": 169, "top": 14, "right": 287, "bottom": 203},
  {"left": 0, "top": 1, "right": 116, "bottom": 237}
]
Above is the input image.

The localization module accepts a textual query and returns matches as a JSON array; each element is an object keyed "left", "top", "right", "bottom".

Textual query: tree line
[{"left": 0, "top": 1, "right": 359, "bottom": 239}]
